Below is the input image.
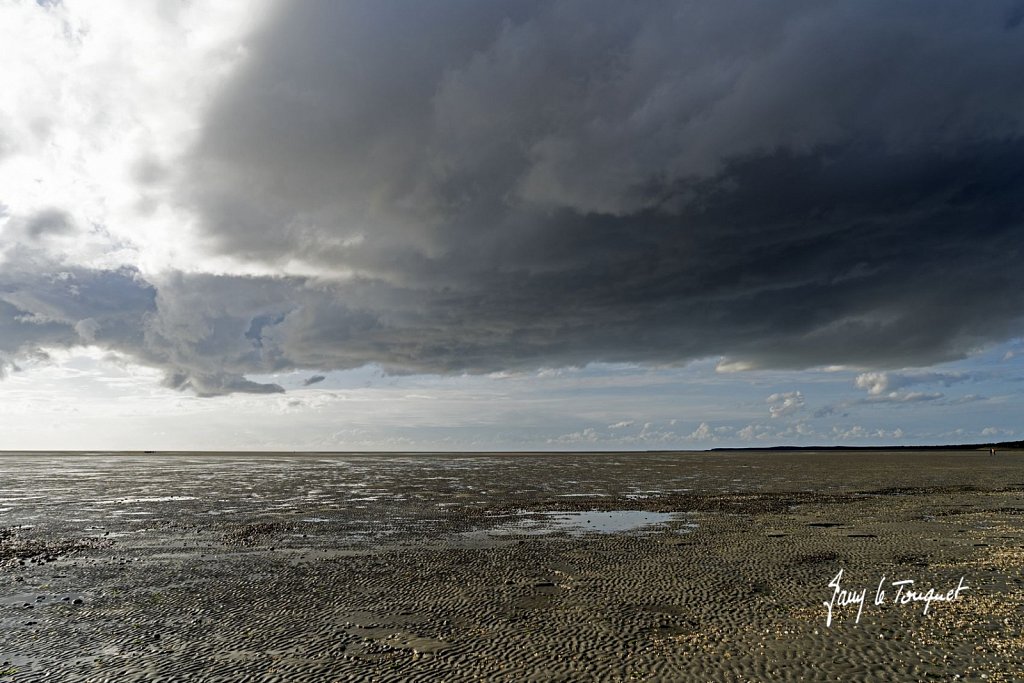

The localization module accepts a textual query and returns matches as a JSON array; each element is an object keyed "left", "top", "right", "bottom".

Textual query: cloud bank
[{"left": 3, "top": 1, "right": 1024, "bottom": 394}]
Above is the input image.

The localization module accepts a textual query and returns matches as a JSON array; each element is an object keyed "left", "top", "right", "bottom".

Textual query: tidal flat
[{"left": 1, "top": 451, "right": 1022, "bottom": 682}]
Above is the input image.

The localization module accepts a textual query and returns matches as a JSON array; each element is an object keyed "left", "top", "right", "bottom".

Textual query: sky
[{"left": 1, "top": 0, "right": 1023, "bottom": 451}]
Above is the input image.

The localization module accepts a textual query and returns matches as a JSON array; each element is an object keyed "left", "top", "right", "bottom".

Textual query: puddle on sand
[{"left": 475, "top": 510, "right": 695, "bottom": 537}]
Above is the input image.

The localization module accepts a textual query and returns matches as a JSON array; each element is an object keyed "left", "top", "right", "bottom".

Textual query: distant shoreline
[
  {"left": 708, "top": 440, "right": 1024, "bottom": 452},
  {"left": 0, "top": 441, "right": 1021, "bottom": 455}
]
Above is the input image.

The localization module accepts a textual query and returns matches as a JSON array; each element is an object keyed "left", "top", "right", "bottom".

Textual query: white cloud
[
  {"left": 864, "top": 391, "right": 944, "bottom": 404},
  {"left": 734, "top": 420, "right": 816, "bottom": 442},
  {"left": 854, "top": 372, "right": 891, "bottom": 395},
  {"left": 688, "top": 422, "right": 715, "bottom": 440},
  {"left": 737, "top": 423, "right": 769, "bottom": 441},
  {"left": 716, "top": 359, "right": 756, "bottom": 373},
  {"left": 830, "top": 424, "right": 906, "bottom": 441},
  {"left": 0, "top": 0, "right": 271, "bottom": 275},
  {"left": 854, "top": 370, "right": 972, "bottom": 396},
  {"left": 766, "top": 390, "right": 805, "bottom": 418},
  {"left": 546, "top": 428, "right": 603, "bottom": 445}
]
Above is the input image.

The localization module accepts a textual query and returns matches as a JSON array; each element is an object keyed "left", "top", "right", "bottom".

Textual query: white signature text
[{"left": 823, "top": 568, "right": 969, "bottom": 626}]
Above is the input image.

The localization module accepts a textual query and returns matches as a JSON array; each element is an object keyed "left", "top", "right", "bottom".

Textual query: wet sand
[{"left": 1, "top": 450, "right": 1022, "bottom": 681}]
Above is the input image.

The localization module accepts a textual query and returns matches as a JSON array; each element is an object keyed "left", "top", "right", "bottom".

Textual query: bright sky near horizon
[{"left": 1, "top": 0, "right": 1022, "bottom": 450}]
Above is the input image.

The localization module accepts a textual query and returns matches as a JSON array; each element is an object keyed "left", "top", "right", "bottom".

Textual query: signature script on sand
[{"left": 823, "top": 568, "right": 969, "bottom": 627}]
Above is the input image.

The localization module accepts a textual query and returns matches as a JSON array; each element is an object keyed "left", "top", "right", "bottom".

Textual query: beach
[{"left": 1, "top": 450, "right": 1022, "bottom": 681}]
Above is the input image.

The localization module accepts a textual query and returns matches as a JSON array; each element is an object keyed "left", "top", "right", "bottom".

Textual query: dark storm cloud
[
  {"left": 0, "top": 263, "right": 152, "bottom": 373},
  {"left": 6, "top": 1, "right": 1024, "bottom": 395},
  {"left": 23, "top": 209, "right": 73, "bottom": 240},
  {"left": 0, "top": 248, "right": 294, "bottom": 394},
  {"left": 169, "top": 0, "right": 1024, "bottom": 379},
  {"left": 2, "top": 208, "right": 75, "bottom": 248}
]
